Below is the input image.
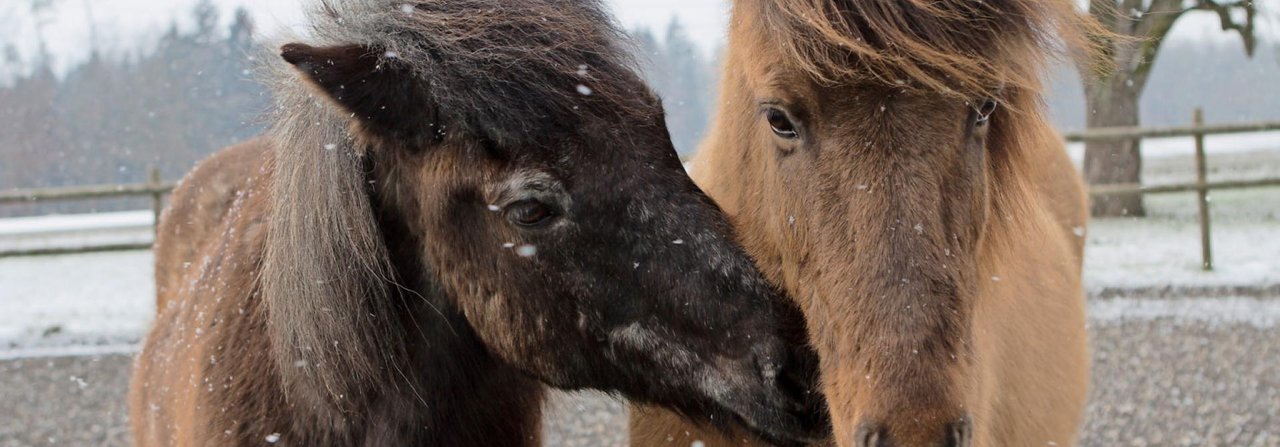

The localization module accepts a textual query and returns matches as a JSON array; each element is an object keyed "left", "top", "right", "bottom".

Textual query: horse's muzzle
[{"left": 855, "top": 416, "right": 973, "bottom": 447}]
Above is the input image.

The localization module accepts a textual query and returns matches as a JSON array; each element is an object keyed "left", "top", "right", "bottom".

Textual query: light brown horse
[
  {"left": 129, "top": 0, "right": 824, "bottom": 445},
  {"left": 632, "top": 1, "right": 1102, "bottom": 446}
]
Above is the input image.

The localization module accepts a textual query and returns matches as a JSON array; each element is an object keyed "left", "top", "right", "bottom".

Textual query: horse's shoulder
[{"left": 155, "top": 137, "right": 273, "bottom": 307}]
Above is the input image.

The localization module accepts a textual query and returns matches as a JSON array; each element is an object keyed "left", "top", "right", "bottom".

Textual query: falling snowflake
[{"left": 516, "top": 244, "right": 538, "bottom": 257}]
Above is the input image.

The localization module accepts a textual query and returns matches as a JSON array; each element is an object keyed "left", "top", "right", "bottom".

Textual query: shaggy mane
[
  {"left": 753, "top": 0, "right": 1105, "bottom": 99},
  {"left": 304, "top": 0, "right": 651, "bottom": 145}
]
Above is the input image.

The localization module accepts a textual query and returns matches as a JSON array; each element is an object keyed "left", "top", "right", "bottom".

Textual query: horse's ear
[{"left": 281, "top": 43, "right": 437, "bottom": 141}]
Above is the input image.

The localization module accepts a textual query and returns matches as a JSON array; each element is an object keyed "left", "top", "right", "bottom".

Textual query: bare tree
[{"left": 1082, "top": 0, "right": 1258, "bottom": 217}]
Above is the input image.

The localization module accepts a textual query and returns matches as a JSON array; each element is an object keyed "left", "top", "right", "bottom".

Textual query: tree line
[
  {"left": 1, "top": 3, "right": 1276, "bottom": 218},
  {"left": 0, "top": 3, "right": 266, "bottom": 217}
]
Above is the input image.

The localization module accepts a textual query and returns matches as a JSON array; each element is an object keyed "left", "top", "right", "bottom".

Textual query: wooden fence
[
  {"left": 0, "top": 166, "right": 174, "bottom": 258},
  {"left": 1063, "top": 110, "right": 1280, "bottom": 271},
  {"left": 3, "top": 113, "right": 1280, "bottom": 264}
]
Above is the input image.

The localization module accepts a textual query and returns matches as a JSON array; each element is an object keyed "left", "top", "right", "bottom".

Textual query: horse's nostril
[
  {"left": 855, "top": 423, "right": 885, "bottom": 447},
  {"left": 947, "top": 416, "right": 974, "bottom": 447},
  {"left": 852, "top": 417, "right": 970, "bottom": 447}
]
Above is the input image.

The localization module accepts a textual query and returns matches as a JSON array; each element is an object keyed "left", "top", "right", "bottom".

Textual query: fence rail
[
  {"left": 3, "top": 114, "right": 1280, "bottom": 263},
  {"left": 0, "top": 182, "right": 175, "bottom": 204},
  {"left": 1065, "top": 111, "right": 1280, "bottom": 271},
  {"left": 1061, "top": 120, "right": 1280, "bottom": 142},
  {"left": 1, "top": 166, "right": 171, "bottom": 259}
]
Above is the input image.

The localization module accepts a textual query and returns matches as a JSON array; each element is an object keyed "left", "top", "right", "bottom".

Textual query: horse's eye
[
  {"left": 974, "top": 99, "right": 999, "bottom": 126},
  {"left": 505, "top": 200, "right": 557, "bottom": 228},
  {"left": 765, "top": 108, "right": 799, "bottom": 139}
]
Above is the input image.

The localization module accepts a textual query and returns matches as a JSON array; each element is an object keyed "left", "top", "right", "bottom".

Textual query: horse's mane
[
  {"left": 261, "top": 0, "right": 644, "bottom": 418},
  {"left": 305, "top": 0, "right": 649, "bottom": 145},
  {"left": 752, "top": 0, "right": 1104, "bottom": 100}
]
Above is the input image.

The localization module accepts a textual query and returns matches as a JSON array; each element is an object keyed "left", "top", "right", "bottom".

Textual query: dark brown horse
[
  {"left": 633, "top": 1, "right": 1102, "bottom": 446},
  {"left": 129, "top": 0, "right": 822, "bottom": 445}
]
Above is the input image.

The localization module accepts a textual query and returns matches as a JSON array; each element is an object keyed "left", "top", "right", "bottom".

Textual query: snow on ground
[
  {"left": 1089, "top": 297, "right": 1280, "bottom": 329},
  {"left": 0, "top": 211, "right": 154, "bottom": 253},
  {"left": 1085, "top": 219, "right": 1279, "bottom": 292},
  {"left": 1, "top": 240, "right": 1276, "bottom": 356},
  {"left": 0, "top": 251, "right": 154, "bottom": 351},
  {"left": 1, "top": 179, "right": 1277, "bottom": 353},
  {"left": 1084, "top": 185, "right": 1280, "bottom": 293}
]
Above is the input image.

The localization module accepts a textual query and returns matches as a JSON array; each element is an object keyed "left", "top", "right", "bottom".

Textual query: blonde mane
[{"left": 752, "top": 0, "right": 1104, "bottom": 100}]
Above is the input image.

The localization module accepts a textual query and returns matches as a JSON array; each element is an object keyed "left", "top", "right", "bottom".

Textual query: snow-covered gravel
[
  {"left": 1085, "top": 219, "right": 1279, "bottom": 294},
  {"left": 0, "top": 251, "right": 154, "bottom": 351},
  {"left": 1090, "top": 297, "right": 1280, "bottom": 329}
]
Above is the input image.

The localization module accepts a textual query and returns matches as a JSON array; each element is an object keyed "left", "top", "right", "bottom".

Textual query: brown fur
[
  {"left": 632, "top": 0, "right": 1096, "bottom": 445},
  {"left": 152, "top": 138, "right": 270, "bottom": 309},
  {"left": 130, "top": 0, "right": 826, "bottom": 445}
]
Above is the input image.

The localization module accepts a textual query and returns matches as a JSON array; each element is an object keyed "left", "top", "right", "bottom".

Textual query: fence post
[
  {"left": 148, "top": 165, "right": 162, "bottom": 238},
  {"left": 1193, "top": 108, "right": 1213, "bottom": 271}
]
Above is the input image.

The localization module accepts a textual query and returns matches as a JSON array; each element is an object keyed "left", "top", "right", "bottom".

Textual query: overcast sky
[
  {"left": 2, "top": 0, "right": 1273, "bottom": 75},
  {"left": 3, "top": 0, "right": 730, "bottom": 73}
]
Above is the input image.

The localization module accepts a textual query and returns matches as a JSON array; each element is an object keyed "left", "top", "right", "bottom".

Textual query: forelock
[
  {"left": 306, "top": 0, "right": 658, "bottom": 145},
  {"left": 750, "top": 0, "right": 1105, "bottom": 100}
]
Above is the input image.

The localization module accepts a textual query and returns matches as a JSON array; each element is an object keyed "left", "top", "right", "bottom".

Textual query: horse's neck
[
  {"left": 362, "top": 207, "right": 548, "bottom": 446},
  {"left": 356, "top": 330, "right": 546, "bottom": 446}
]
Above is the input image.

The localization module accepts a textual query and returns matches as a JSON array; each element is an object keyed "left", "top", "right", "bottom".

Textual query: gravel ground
[
  {"left": 1085, "top": 319, "right": 1279, "bottom": 446},
  {"left": 2, "top": 303, "right": 1278, "bottom": 447},
  {"left": 0, "top": 354, "right": 629, "bottom": 447}
]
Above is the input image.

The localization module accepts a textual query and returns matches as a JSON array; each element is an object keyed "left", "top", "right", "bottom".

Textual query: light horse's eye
[
  {"left": 765, "top": 108, "right": 800, "bottom": 139},
  {"left": 973, "top": 99, "right": 999, "bottom": 126}
]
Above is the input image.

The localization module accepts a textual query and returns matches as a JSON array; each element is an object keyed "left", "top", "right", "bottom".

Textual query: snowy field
[
  {"left": 2, "top": 211, "right": 1279, "bottom": 353},
  {"left": 0, "top": 251, "right": 153, "bottom": 353},
  {"left": 1, "top": 150, "right": 1278, "bottom": 353}
]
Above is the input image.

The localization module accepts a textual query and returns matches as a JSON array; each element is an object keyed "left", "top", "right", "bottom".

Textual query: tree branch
[
  {"left": 1134, "top": 0, "right": 1188, "bottom": 40},
  {"left": 1193, "top": 0, "right": 1258, "bottom": 56},
  {"left": 1126, "top": 0, "right": 1189, "bottom": 92}
]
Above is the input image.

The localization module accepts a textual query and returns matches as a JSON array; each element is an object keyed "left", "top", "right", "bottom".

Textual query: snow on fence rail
[
  {"left": 2, "top": 116, "right": 1279, "bottom": 262},
  {"left": 0, "top": 166, "right": 173, "bottom": 258}
]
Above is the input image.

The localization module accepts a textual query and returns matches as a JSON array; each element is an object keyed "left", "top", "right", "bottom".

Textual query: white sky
[
  {"left": 1, "top": 0, "right": 731, "bottom": 74},
  {"left": 1, "top": 0, "right": 1274, "bottom": 75}
]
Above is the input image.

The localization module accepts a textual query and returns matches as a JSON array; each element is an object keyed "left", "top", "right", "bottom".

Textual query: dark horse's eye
[
  {"left": 505, "top": 200, "right": 557, "bottom": 228},
  {"left": 765, "top": 108, "right": 799, "bottom": 139},
  {"left": 974, "top": 99, "right": 999, "bottom": 126}
]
